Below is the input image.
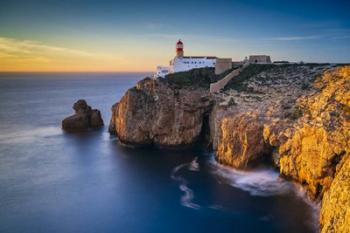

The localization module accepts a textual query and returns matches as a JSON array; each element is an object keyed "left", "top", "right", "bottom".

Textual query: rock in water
[
  {"left": 90, "top": 109, "right": 104, "bottom": 128},
  {"left": 62, "top": 99, "right": 104, "bottom": 132}
]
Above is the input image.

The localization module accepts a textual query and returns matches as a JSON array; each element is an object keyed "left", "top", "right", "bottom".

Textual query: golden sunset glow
[{"left": 0, "top": 37, "right": 163, "bottom": 72}]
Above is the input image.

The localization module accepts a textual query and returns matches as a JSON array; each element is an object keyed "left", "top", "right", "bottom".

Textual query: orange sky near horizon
[{"left": 0, "top": 37, "right": 167, "bottom": 72}]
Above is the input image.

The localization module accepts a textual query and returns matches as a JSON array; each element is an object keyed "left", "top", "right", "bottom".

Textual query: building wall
[
  {"left": 248, "top": 55, "right": 272, "bottom": 64},
  {"left": 170, "top": 57, "right": 216, "bottom": 73},
  {"left": 215, "top": 58, "right": 232, "bottom": 75},
  {"left": 155, "top": 66, "right": 170, "bottom": 77},
  {"left": 210, "top": 62, "right": 249, "bottom": 93}
]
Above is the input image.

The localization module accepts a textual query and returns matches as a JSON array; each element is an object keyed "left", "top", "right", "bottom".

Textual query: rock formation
[
  {"left": 109, "top": 77, "right": 213, "bottom": 147},
  {"left": 62, "top": 99, "right": 104, "bottom": 132},
  {"left": 212, "top": 65, "right": 349, "bottom": 232},
  {"left": 109, "top": 64, "right": 350, "bottom": 232},
  {"left": 320, "top": 154, "right": 350, "bottom": 233}
]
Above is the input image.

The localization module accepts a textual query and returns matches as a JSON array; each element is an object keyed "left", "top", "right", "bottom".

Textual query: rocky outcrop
[
  {"left": 213, "top": 64, "right": 324, "bottom": 169},
  {"left": 213, "top": 65, "right": 349, "bottom": 232},
  {"left": 276, "top": 67, "right": 349, "bottom": 198},
  {"left": 320, "top": 155, "right": 350, "bottom": 233},
  {"left": 62, "top": 99, "right": 104, "bottom": 132},
  {"left": 215, "top": 112, "right": 271, "bottom": 168},
  {"left": 110, "top": 64, "right": 349, "bottom": 231},
  {"left": 109, "top": 77, "right": 213, "bottom": 147}
]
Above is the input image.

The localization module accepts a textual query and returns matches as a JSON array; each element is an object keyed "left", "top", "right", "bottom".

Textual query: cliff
[
  {"left": 109, "top": 76, "right": 213, "bottom": 147},
  {"left": 213, "top": 65, "right": 349, "bottom": 232},
  {"left": 109, "top": 64, "right": 350, "bottom": 232}
]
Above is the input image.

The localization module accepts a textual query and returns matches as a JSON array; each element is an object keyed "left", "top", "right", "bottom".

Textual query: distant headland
[{"left": 107, "top": 40, "right": 350, "bottom": 232}]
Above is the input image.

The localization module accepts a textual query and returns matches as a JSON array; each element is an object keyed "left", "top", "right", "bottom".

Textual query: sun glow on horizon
[{"left": 0, "top": 37, "right": 162, "bottom": 72}]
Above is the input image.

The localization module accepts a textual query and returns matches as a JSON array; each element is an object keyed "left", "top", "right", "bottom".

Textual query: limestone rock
[
  {"left": 277, "top": 66, "right": 350, "bottom": 198},
  {"left": 109, "top": 77, "right": 213, "bottom": 147},
  {"left": 320, "top": 155, "right": 350, "bottom": 233},
  {"left": 213, "top": 65, "right": 349, "bottom": 231},
  {"left": 90, "top": 109, "right": 104, "bottom": 128},
  {"left": 62, "top": 99, "right": 104, "bottom": 132},
  {"left": 110, "top": 65, "right": 350, "bottom": 231},
  {"left": 215, "top": 112, "right": 271, "bottom": 168}
]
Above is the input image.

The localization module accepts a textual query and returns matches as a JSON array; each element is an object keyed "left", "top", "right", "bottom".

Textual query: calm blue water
[{"left": 0, "top": 73, "right": 316, "bottom": 233}]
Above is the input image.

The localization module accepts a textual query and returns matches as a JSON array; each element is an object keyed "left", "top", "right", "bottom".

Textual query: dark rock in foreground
[{"left": 62, "top": 99, "right": 104, "bottom": 132}]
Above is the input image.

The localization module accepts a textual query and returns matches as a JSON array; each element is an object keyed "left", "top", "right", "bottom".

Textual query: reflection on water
[{"left": 0, "top": 73, "right": 316, "bottom": 233}]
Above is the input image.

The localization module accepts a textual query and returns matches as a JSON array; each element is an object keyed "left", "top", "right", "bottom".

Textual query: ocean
[{"left": 0, "top": 72, "right": 316, "bottom": 233}]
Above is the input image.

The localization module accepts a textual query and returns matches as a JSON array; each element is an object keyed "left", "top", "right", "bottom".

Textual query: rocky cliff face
[
  {"left": 213, "top": 65, "right": 349, "bottom": 232},
  {"left": 110, "top": 65, "right": 349, "bottom": 232},
  {"left": 109, "top": 77, "right": 213, "bottom": 147}
]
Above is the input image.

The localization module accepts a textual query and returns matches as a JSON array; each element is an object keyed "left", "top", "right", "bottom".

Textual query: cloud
[
  {"left": 0, "top": 37, "right": 118, "bottom": 61},
  {"left": 0, "top": 36, "right": 128, "bottom": 71},
  {"left": 266, "top": 35, "right": 322, "bottom": 41}
]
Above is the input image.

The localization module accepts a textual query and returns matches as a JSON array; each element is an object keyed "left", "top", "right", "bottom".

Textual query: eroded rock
[
  {"left": 109, "top": 77, "right": 213, "bottom": 147},
  {"left": 213, "top": 65, "right": 349, "bottom": 231},
  {"left": 62, "top": 99, "right": 104, "bottom": 132},
  {"left": 110, "top": 65, "right": 350, "bottom": 231}
]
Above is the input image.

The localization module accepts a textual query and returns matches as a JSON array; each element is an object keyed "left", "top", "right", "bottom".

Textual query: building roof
[{"left": 182, "top": 56, "right": 217, "bottom": 59}]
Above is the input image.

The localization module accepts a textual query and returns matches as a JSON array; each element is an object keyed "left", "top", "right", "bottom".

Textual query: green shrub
[
  {"left": 165, "top": 67, "right": 237, "bottom": 89},
  {"left": 224, "top": 64, "right": 275, "bottom": 91}
]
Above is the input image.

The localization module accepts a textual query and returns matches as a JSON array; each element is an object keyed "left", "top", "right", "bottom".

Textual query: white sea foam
[
  {"left": 170, "top": 157, "right": 200, "bottom": 209},
  {"left": 211, "top": 161, "right": 320, "bottom": 231},
  {"left": 188, "top": 157, "right": 200, "bottom": 172},
  {"left": 179, "top": 184, "right": 200, "bottom": 209},
  {"left": 211, "top": 162, "right": 292, "bottom": 196},
  {"left": 0, "top": 126, "right": 62, "bottom": 144}
]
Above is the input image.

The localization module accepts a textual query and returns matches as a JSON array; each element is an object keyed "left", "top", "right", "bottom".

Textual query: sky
[{"left": 0, "top": 0, "right": 349, "bottom": 72}]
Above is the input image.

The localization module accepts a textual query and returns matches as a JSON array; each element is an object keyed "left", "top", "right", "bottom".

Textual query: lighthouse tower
[{"left": 176, "top": 39, "right": 184, "bottom": 57}]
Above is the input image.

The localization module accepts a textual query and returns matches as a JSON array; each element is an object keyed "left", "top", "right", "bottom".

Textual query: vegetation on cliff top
[
  {"left": 224, "top": 63, "right": 332, "bottom": 92},
  {"left": 165, "top": 67, "right": 235, "bottom": 88}
]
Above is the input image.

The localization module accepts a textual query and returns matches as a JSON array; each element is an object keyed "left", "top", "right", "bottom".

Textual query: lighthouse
[
  {"left": 155, "top": 39, "right": 219, "bottom": 77},
  {"left": 176, "top": 39, "right": 184, "bottom": 57}
]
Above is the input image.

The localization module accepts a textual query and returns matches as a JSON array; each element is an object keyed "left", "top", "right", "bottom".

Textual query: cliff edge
[
  {"left": 213, "top": 65, "right": 349, "bottom": 232},
  {"left": 109, "top": 76, "right": 213, "bottom": 147},
  {"left": 109, "top": 64, "right": 350, "bottom": 232}
]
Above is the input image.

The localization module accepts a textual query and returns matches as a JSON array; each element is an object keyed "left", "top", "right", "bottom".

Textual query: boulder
[{"left": 62, "top": 99, "right": 104, "bottom": 132}]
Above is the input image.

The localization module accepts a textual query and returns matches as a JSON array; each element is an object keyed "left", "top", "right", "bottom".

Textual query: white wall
[{"left": 170, "top": 57, "right": 216, "bottom": 73}]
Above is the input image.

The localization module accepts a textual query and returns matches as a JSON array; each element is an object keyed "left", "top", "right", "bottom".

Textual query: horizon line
[{"left": 0, "top": 70, "right": 154, "bottom": 73}]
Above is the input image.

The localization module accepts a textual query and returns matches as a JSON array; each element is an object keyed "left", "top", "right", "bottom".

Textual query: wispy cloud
[
  {"left": 0, "top": 37, "right": 117, "bottom": 60},
  {"left": 266, "top": 35, "right": 322, "bottom": 41},
  {"left": 0, "top": 36, "right": 128, "bottom": 71}
]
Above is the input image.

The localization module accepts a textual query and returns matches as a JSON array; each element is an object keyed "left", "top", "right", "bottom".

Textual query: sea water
[{"left": 0, "top": 73, "right": 316, "bottom": 233}]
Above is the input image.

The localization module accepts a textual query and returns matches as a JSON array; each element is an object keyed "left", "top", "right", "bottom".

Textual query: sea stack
[{"left": 62, "top": 99, "right": 104, "bottom": 132}]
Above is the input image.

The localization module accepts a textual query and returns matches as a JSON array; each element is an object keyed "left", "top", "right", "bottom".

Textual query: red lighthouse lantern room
[{"left": 176, "top": 40, "right": 184, "bottom": 57}]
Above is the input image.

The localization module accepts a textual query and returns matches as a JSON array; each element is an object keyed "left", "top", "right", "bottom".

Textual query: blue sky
[{"left": 0, "top": 0, "right": 349, "bottom": 71}]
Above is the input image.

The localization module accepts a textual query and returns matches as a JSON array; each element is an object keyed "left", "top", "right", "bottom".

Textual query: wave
[
  {"left": 210, "top": 161, "right": 292, "bottom": 197},
  {"left": 210, "top": 160, "right": 320, "bottom": 230},
  {"left": 0, "top": 126, "right": 62, "bottom": 144},
  {"left": 188, "top": 157, "right": 200, "bottom": 172},
  {"left": 170, "top": 157, "right": 200, "bottom": 210}
]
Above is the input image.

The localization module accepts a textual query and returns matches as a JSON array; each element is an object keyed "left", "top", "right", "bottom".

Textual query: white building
[{"left": 155, "top": 40, "right": 217, "bottom": 77}]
